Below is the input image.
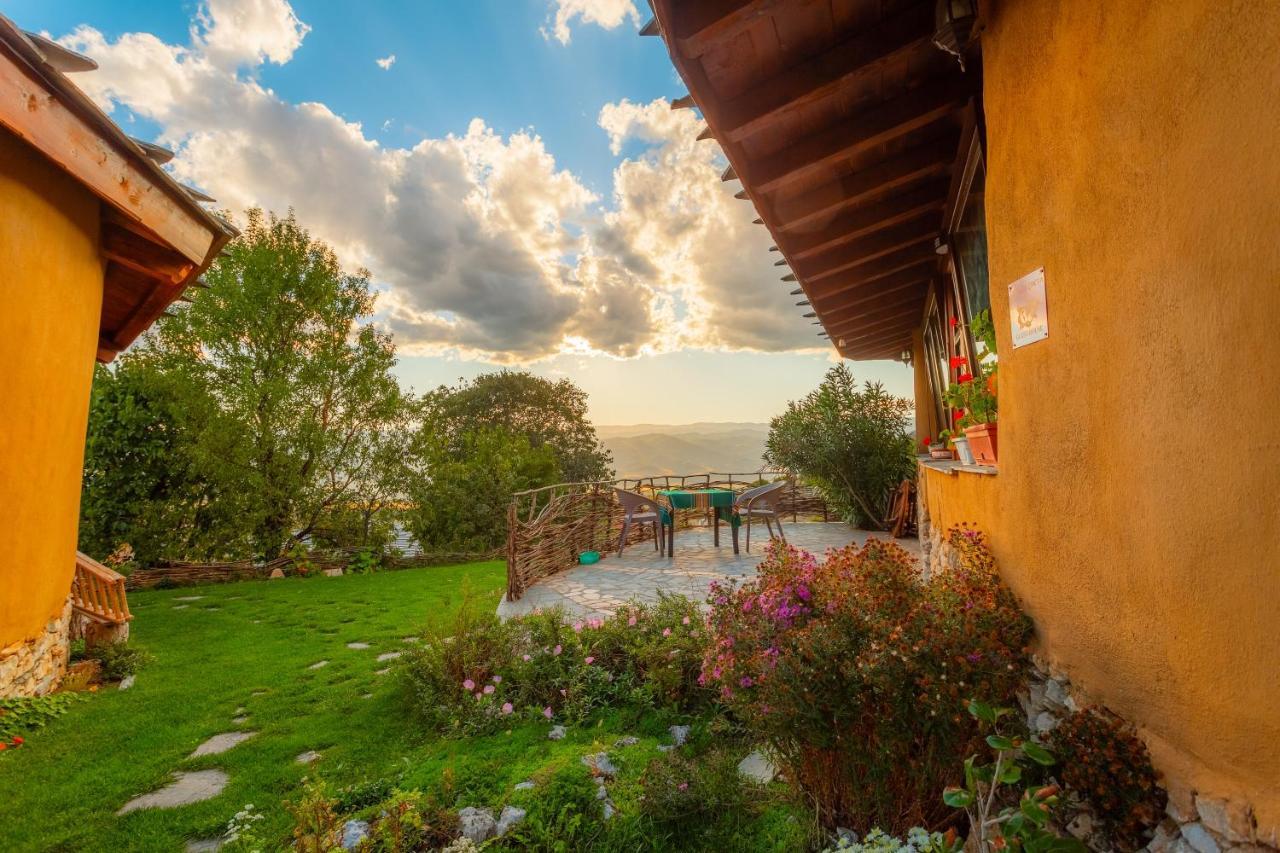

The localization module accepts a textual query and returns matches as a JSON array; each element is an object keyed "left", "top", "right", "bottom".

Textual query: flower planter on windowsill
[
  {"left": 929, "top": 447, "right": 954, "bottom": 461},
  {"left": 964, "top": 423, "right": 998, "bottom": 465}
]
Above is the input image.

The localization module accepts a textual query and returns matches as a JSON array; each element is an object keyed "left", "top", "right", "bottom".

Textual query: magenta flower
[
  {"left": 483, "top": 684, "right": 495, "bottom": 695},
  {"left": 542, "top": 706, "right": 553, "bottom": 719},
  {"left": 739, "top": 676, "right": 754, "bottom": 688},
  {"left": 628, "top": 615, "right": 637, "bottom": 626},
  {"left": 682, "top": 616, "right": 691, "bottom": 625},
  {"left": 553, "top": 644, "right": 563, "bottom": 656},
  {"left": 584, "top": 656, "right": 595, "bottom": 665},
  {"left": 492, "top": 675, "right": 503, "bottom": 683},
  {"left": 572, "top": 622, "right": 583, "bottom": 633},
  {"left": 677, "top": 782, "right": 688, "bottom": 791},
  {"left": 462, "top": 679, "right": 475, "bottom": 691},
  {"left": 501, "top": 702, "right": 513, "bottom": 715},
  {"left": 662, "top": 628, "right": 672, "bottom": 637},
  {"left": 522, "top": 654, "right": 532, "bottom": 662}
]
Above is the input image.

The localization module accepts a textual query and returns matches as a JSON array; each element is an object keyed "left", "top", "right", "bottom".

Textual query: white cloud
[
  {"left": 375, "top": 53, "right": 395, "bottom": 70},
  {"left": 195, "top": 0, "right": 308, "bottom": 68},
  {"left": 61, "top": 1, "right": 817, "bottom": 361},
  {"left": 542, "top": 0, "right": 640, "bottom": 45}
]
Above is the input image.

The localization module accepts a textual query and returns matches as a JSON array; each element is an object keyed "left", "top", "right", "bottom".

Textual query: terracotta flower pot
[
  {"left": 964, "top": 423, "right": 999, "bottom": 465},
  {"left": 929, "top": 447, "right": 954, "bottom": 460}
]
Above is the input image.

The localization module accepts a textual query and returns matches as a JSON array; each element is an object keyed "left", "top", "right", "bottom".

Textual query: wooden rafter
[
  {"left": 674, "top": 0, "right": 807, "bottom": 58},
  {"left": 804, "top": 244, "right": 936, "bottom": 297},
  {"left": 772, "top": 136, "right": 955, "bottom": 233},
  {"left": 718, "top": 2, "right": 934, "bottom": 142},
  {"left": 753, "top": 77, "right": 969, "bottom": 194},
  {"left": 793, "top": 216, "right": 939, "bottom": 282},
  {"left": 810, "top": 265, "right": 934, "bottom": 313},
  {"left": 788, "top": 180, "right": 948, "bottom": 259}
]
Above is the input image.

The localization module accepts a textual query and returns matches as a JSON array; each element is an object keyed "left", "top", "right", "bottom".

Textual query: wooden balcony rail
[{"left": 72, "top": 551, "right": 133, "bottom": 625}]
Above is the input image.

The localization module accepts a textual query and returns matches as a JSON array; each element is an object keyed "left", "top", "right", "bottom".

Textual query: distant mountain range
[{"left": 595, "top": 422, "right": 772, "bottom": 478}]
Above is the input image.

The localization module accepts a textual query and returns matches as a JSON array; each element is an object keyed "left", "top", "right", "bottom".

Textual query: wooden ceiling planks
[{"left": 650, "top": 0, "right": 973, "bottom": 360}]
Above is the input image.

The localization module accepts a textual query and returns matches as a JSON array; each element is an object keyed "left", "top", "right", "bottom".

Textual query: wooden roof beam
[
  {"left": 840, "top": 340, "right": 909, "bottom": 360},
  {"left": 639, "top": 17, "right": 661, "bottom": 36},
  {"left": 102, "top": 221, "right": 195, "bottom": 285},
  {"left": 772, "top": 136, "right": 956, "bottom": 234},
  {"left": 753, "top": 76, "right": 970, "bottom": 194},
  {"left": 825, "top": 314, "right": 922, "bottom": 348},
  {"left": 821, "top": 290, "right": 927, "bottom": 330},
  {"left": 810, "top": 266, "right": 933, "bottom": 314},
  {"left": 674, "top": 0, "right": 796, "bottom": 58},
  {"left": 718, "top": 2, "right": 934, "bottom": 143},
  {"left": 804, "top": 244, "right": 936, "bottom": 297},
  {"left": 833, "top": 329, "right": 918, "bottom": 359},
  {"left": 788, "top": 180, "right": 948, "bottom": 260},
  {"left": 792, "top": 215, "right": 939, "bottom": 283}
]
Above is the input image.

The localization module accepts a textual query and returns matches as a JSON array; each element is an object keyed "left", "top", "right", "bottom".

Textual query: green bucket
[{"left": 579, "top": 551, "right": 600, "bottom": 565}]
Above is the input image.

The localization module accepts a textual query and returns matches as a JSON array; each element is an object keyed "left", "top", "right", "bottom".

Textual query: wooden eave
[
  {"left": 0, "top": 14, "right": 235, "bottom": 363},
  {"left": 649, "top": 0, "right": 975, "bottom": 360}
]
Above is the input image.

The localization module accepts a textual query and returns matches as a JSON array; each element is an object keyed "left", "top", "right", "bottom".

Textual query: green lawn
[{"left": 0, "top": 563, "right": 804, "bottom": 852}]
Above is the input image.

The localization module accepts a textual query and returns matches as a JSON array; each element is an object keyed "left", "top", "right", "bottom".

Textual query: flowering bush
[
  {"left": 403, "top": 593, "right": 711, "bottom": 735},
  {"left": 700, "top": 529, "right": 1031, "bottom": 831},
  {"left": 1047, "top": 708, "right": 1166, "bottom": 850}
]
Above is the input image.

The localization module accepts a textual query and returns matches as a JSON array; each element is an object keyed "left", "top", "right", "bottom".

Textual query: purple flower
[
  {"left": 739, "top": 676, "right": 754, "bottom": 688},
  {"left": 553, "top": 644, "right": 562, "bottom": 656},
  {"left": 966, "top": 652, "right": 983, "bottom": 663},
  {"left": 542, "top": 706, "right": 553, "bottom": 719},
  {"left": 492, "top": 675, "right": 503, "bottom": 683},
  {"left": 501, "top": 702, "right": 513, "bottom": 715},
  {"left": 483, "top": 684, "right": 495, "bottom": 695},
  {"left": 462, "top": 679, "right": 475, "bottom": 691}
]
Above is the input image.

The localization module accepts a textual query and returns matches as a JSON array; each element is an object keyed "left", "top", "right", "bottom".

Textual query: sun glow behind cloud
[{"left": 58, "top": 0, "right": 820, "bottom": 366}]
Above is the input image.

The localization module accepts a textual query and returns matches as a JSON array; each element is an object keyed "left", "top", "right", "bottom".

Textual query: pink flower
[
  {"left": 628, "top": 615, "right": 637, "bottom": 626},
  {"left": 462, "top": 679, "right": 475, "bottom": 691},
  {"left": 475, "top": 691, "right": 483, "bottom": 699},
  {"left": 543, "top": 706, "right": 553, "bottom": 719},
  {"left": 501, "top": 702, "right": 513, "bottom": 715},
  {"left": 662, "top": 628, "right": 672, "bottom": 637},
  {"left": 572, "top": 622, "right": 583, "bottom": 633},
  {"left": 553, "top": 644, "right": 563, "bottom": 656},
  {"left": 677, "top": 782, "right": 689, "bottom": 791},
  {"left": 584, "top": 656, "right": 595, "bottom": 665},
  {"left": 483, "top": 684, "right": 495, "bottom": 695},
  {"left": 522, "top": 654, "right": 531, "bottom": 662},
  {"left": 682, "top": 616, "right": 691, "bottom": 625},
  {"left": 560, "top": 688, "right": 567, "bottom": 697},
  {"left": 492, "top": 675, "right": 502, "bottom": 683}
]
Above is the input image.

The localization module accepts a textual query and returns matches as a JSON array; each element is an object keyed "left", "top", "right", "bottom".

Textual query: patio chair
[
  {"left": 614, "top": 488, "right": 665, "bottom": 557},
  {"left": 734, "top": 480, "right": 790, "bottom": 553}
]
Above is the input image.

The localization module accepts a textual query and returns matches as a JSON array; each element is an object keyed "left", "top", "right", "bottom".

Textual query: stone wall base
[{"left": 0, "top": 599, "right": 72, "bottom": 697}]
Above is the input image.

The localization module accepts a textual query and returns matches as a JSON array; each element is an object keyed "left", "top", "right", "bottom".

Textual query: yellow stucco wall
[
  {"left": 918, "top": 0, "right": 1280, "bottom": 831},
  {"left": 0, "top": 130, "right": 103, "bottom": 646}
]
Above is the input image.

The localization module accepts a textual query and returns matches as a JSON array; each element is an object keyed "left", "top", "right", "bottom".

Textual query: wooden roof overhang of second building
[
  {"left": 647, "top": 0, "right": 976, "bottom": 360},
  {"left": 0, "top": 14, "right": 236, "bottom": 363}
]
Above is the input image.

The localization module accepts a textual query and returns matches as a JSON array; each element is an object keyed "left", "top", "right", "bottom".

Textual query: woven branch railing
[{"left": 505, "top": 472, "right": 830, "bottom": 601}]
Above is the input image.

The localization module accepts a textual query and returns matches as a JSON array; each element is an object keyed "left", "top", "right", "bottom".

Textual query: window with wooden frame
[
  {"left": 920, "top": 288, "right": 950, "bottom": 435},
  {"left": 944, "top": 110, "right": 991, "bottom": 350}
]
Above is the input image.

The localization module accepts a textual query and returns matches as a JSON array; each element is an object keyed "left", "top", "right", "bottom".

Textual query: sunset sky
[{"left": 12, "top": 0, "right": 913, "bottom": 423}]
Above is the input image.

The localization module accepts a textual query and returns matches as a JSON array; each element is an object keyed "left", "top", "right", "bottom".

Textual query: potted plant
[
  {"left": 944, "top": 310, "right": 999, "bottom": 465},
  {"left": 950, "top": 429, "right": 976, "bottom": 465},
  {"left": 925, "top": 435, "right": 954, "bottom": 461}
]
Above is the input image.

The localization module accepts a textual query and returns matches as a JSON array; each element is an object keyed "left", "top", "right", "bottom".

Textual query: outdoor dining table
[{"left": 657, "top": 488, "right": 740, "bottom": 556}]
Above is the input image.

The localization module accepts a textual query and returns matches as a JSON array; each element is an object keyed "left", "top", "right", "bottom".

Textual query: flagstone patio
[{"left": 496, "top": 522, "right": 921, "bottom": 620}]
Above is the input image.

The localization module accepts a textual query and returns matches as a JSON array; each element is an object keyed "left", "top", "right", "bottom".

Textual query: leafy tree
[
  {"left": 141, "top": 209, "right": 413, "bottom": 559},
  {"left": 79, "top": 361, "right": 209, "bottom": 566},
  {"left": 765, "top": 364, "right": 915, "bottom": 529},
  {"left": 422, "top": 371, "right": 613, "bottom": 483},
  {"left": 405, "top": 428, "right": 560, "bottom": 553}
]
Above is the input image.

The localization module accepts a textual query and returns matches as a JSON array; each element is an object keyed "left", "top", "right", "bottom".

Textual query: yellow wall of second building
[
  {"left": 0, "top": 130, "right": 103, "bottom": 646},
  {"left": 920, "top": 0, "right": 1280, "bottom": 831}
]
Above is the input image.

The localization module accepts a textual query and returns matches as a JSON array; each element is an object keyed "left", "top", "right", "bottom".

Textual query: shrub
[
  {"left": 700, "top": 530, "right": 1031, "bottom": 832},
  {"left": 286, "top": 780, "right": 342, "bottom": 852},
  {"left": 0, "top": 693, "right": 84, "bottom": 741},
  {"left": 360, "top": 789, "right": 457, "bottom": 852},
  {"left": 765, "top": 364, "right": 915, "bottom": 529},
  {"left": 638, "top": 749, "right": 757, "bottom": 837},
  {"left": 402, "top": 594, "right": 711, "bottom": 735},
  {"left": 825, "top": 827, "right": 960, "bottom": 853},
  {"left": 1047, "top": 708, "right": 1166, "bottom": 850},
  {"left": 78, "top": 641, "right": 153, "bottom": 681},
  {"left": 499, "top": 764, "right": 607, "bottom": 851}
]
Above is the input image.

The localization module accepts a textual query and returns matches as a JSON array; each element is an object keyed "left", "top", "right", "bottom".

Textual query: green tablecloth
[{"left": 657, "top": 488, "right": 739, "bottom": 526}]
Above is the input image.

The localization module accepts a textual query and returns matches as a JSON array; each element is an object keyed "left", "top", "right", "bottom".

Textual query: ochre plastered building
[
  {"left": 651, "top": 0, "right": 1280, "bottom": 845},
  {"left": 0, "top": 16, "right": 231, "bottom": 695}
]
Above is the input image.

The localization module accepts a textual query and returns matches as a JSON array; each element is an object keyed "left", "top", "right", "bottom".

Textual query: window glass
[{"left": 953, "top": 154, "right": 990, "bottom": 322}]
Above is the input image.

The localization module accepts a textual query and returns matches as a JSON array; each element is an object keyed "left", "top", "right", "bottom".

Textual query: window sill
[{"left": 917, "top": 456, "right": 998, "bottom": 477}]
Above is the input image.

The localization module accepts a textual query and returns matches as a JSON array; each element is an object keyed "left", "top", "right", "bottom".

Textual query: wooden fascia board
[{"left": 0, "top": 35, "right": 216, "bottom": 265}]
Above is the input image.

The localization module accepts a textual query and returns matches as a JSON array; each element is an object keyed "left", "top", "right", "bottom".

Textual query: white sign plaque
[{"left": 1008, "top": 267, "right": 1048, "bottom": 348}]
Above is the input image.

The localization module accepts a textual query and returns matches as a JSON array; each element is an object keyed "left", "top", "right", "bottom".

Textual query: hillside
[{"left": 596, "top": 423, "right": 772, "bottom": 478}]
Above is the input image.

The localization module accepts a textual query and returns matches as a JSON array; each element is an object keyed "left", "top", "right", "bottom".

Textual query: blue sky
[{"left": 12, "top": 0, "right": 912, "bottom": 423}]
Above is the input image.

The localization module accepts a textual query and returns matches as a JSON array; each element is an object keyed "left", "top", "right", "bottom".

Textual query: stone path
[
  {"left": 118, "top": 770, "right": 229, "bottom": 814},
  {"left": 497, "top": 522, "right": 921, "bottom": 620},
  {"left": 190, "top": 731, "right": 255, "bottom": 757}
]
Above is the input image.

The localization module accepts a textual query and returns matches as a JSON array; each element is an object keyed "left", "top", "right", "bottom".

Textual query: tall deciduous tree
[
  {"left": 765, "top": 364, "right": 915, "bottom": 529},
  {"left": 143, "top": 209, "right": 412, "bottom": 559},
  {"left": 422, "top": 371, "right": 613, "bottom": 483}
]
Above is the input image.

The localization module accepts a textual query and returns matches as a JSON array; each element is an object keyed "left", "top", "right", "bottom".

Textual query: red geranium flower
[
  {"left": 958, "top": 371, "right": 973, "bottom": 383},
  {"left": 949, "top": 355, "right": 968, "bottom": 368},
  {"left": 949, "top": 316, "right": 958, "bottom": 328},
  {"left": 11, "top": 736, "right": 23, "bottom": 746},
  {"left": 923, "top": 437, "right": 932, "bottom": 447},
  {"left": 952, "top": 409, "right": 965, "bottom": 422}
]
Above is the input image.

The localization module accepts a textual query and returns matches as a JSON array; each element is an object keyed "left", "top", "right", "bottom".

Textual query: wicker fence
[
  {"left": 505, "top": 472, "right": 830, "bottom": 602},
  {"left": 124, "top": 549, "right": 497, "bottom": 590}
]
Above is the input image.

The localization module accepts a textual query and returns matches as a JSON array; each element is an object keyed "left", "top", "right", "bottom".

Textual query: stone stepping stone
[
  {"left": 375, "top": 651, "right": 401, "bottom": 662},
  {"left": 737, "top": 749, "right": 778, "bottom": 783},
  {"left": 308, "top": 660, "right": 329, "bottom": 670},
  {"left": 361, "top": 693, "right": 373, "bottom": 700},
  {"left": 232, "top": 716, "right": 249, "bottom": 725},
  {"left": 496, "top": 805, "right": 526, "bottom": 837},
  {"left": 175, "top": 596, "right": 204, "bottom": 601},
  {"left": 374, "top": 668, "right": 390, "bottom": 676},
  {"left": 401, "top": 637, "right": 419, "bottom": 643},
  {"left": 514, "top": 780, "right": 535, "bottom": 791},
  {"left": 118, "top": 769, "right": 229, "bottom": 814},
  {"left": 233, "top": 707, "right": 245, "bottom": 715},
  {"left": 296, "top": 750, "right": 322, "bottom": 764},
  {"left": 118, "top": 675, "right": 136, "bottom": 691},
  {"left": 346, "top": 642, "right": 370, "bottom": 650},
  {"left": 251, "top": 690, "right": 268, "bottom": 697},
  {"left": 172, "top": 605, "right": 189, "bottom": 610},
  {"left": 185, "top": 839, "right": 224, "bottom": 852},
  {"left": 190, "top": 731, "right": 256, "bottom": 758},
  {"left": 548, "top": 725, "right": 566, "bottom": 740}
]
